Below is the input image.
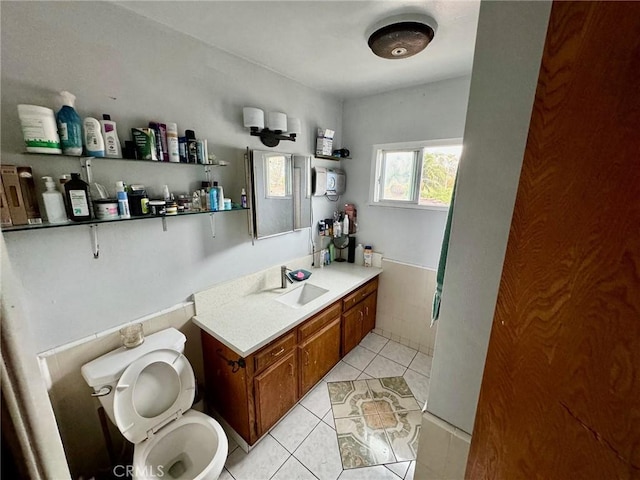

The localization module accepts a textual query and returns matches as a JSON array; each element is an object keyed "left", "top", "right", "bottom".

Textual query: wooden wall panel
[{"left": 467, "top": 2, "right": 640, "bottom": 478}]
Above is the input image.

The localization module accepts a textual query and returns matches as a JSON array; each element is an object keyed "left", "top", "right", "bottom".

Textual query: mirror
[{"left": 247, "top": 149, "right": 311, "bottom": 239}]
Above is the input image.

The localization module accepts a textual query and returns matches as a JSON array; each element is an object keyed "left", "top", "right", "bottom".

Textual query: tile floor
[{"left": 221, "top": 332, "right": 432, "bottom": 480}]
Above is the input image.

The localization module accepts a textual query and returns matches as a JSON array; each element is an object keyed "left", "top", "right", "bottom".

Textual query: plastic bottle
[
  {"left": 355, "top": 243, "right": 365, "bottom": 266},
  {"left": 56, "top": 92, "right": 83, "bottom": 155},
  {"left": 83, "top": 117, "right": 105, "bottom": 157},
  {"left": 42, "top": 176, "right": 67, "bottom": 223},
  {"left": 185, "top": 130, "right": 197, "bottom": 163},
  {"left": 115, "top": 181, "right": 130, "bottom": 219},
  {"left": 100, "top": 114, "right": 122, "bottom": 158},
  {"left": 214, "top": 181, "right": 224, "bottom": 211},
  {"left": 343, "top": 215, "right": 350, "bottom": 238},
  {"left": 209, "top": 186, "right": 218, "bottom": 211},
  {"left": 364, "top": 245, "right": 373, "bottom": 267},
  {"left": 64, "top": 173, "right": 91, "bottom": 221},
  {"left": 241, "top": 188, "right": 248, "bottom": 208},
  {"left": 166, "top": 123, "right": 180, "bottom": 163}
]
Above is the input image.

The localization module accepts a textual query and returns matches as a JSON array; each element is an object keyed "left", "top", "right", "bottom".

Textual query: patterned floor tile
[
  {"left": 383, "top": 411, "right": 422, "bottom": 462},
  {"left": 328, "top": 380, "right": 372, "bottom": 419},
  {"left": 366, "top": 377, "right": 421, "bottom": 413},
  {"left": 335, "top": 415, "right": 396, "bottom": 469},
  {"left": 338, "top": 464, "right": 403, "bottom": 479}
]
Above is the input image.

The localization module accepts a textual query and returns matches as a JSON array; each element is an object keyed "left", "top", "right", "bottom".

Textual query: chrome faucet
[{"left": 281, "top": 266, "right": 293, "bottom": 288}]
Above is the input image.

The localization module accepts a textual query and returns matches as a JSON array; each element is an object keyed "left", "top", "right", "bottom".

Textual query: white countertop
[{"left": 192, "top": 261, "right": 382, "bottom": 357}]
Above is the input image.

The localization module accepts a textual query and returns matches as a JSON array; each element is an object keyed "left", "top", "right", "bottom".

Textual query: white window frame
[{"left": 369, "top": 138, "right": 462, "bottom": 211}]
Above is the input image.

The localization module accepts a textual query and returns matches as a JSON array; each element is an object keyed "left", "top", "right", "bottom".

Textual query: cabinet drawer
[
  {"left": 254, "top": 332, "right": 296, "bottom": 373},
  {"left": 298, "top": 301, "right": 342, "bottom": 341},
  {"left": 342, "top": 277, "right": 379, "bottom": 312}
]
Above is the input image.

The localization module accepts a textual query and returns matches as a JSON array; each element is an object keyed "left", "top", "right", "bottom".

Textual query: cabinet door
[
  {"left": 342, "top": 303, "right": 363, "bottom": 356},
  {"left": 299, "top": 317, "right": 341, "bottom": 395},
  {"left": 362, "top": 291, "right": 377, "bottom": 338},
  {"left": 254, "top": 350, "right": 297, "bottom": 437}
]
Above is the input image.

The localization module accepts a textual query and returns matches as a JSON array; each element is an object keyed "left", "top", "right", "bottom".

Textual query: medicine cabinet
[{"left": 245, "top": 148, "right": 311, "bottom": 239}]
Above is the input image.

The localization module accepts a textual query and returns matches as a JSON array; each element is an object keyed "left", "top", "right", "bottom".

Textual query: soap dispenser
[{"left": 42, "top": 176, "right": 67, "bottom": 224}]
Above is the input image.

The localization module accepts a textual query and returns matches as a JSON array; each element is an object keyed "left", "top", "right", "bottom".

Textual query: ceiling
[{"left": 114, "top": 1, "right": 481, "bottom": 100}]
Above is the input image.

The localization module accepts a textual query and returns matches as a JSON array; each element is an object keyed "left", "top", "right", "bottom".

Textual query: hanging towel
[{"left": 431, "top": 172, "right": 458, "bottom": 325}]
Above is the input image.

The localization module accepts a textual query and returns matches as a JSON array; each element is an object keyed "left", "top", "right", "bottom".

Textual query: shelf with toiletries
[
  {"left": 20, "top": 152, "right": 223, "bottom": 166},
  {"left": 1, "top": 206, "right": 250, "bottom": 233}
]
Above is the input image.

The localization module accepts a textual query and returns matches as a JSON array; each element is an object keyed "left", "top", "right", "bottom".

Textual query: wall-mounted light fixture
[{"left": 243, "top": 107, "right": 301, "bottom": 147}]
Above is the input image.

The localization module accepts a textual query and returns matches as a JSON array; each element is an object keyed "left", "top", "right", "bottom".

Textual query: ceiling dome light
[{"left": 367, "top": 15, "right": 437, "bottom": 60}]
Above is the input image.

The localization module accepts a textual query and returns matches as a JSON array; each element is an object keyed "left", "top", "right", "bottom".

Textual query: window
[{"left": 370, "top": 140, "right": 462, "bottom": 209}]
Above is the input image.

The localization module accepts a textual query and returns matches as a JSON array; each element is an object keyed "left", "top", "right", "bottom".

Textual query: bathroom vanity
[{"left": 192, "top": 262, "right": 380, "bottom": 446}]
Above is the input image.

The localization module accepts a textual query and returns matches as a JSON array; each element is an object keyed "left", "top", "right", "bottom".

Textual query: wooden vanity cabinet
[
  {"left": 341, "top": 277, "right": 378, "bottom": 355},
  {"left": 200, "top": 276, "right": 378, "bottom": 446},
  {"left": 298, "top": 302, "right": 342, "bottom": 396},
  {"left": 254, "top": 349, "right": 298, "bottom": 437}
]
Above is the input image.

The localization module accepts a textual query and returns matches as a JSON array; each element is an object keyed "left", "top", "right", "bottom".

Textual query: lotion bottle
[
  {"left": 116, "top": 181, "right": 130, "bottom": 219},
  {"left": 100, "top": 114, "right": 122, "bottom": 158},
  {"left": 42, "top": 176, "right": 67, "bottom": 223},
  {"left": 214, "top": 181, "right": 224, "bottom": 211},
  {"left": 83, "top": 117, "right": 105, "bottom": 157}
]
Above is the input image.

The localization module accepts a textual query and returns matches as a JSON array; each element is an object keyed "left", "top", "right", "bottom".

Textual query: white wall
[
  {"left": 341, "top": 77, "right": 472, "bottom": 268},
  {"left": 1, "top": 1, "right": 342, "bottom": 352},
  {"left": 426, "top": 0, "right": 552, "bottom": 434}
]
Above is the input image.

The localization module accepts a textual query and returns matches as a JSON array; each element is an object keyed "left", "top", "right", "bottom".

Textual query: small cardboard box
[
  {"left": 17, "top": 166, "right": 42, "bottom": 224},
  {"left": 0, "top": 165, "right": 28, "bottom": 225},
  {"left": 316, "top": 128, "right": 335, "bottom": 156},
  {"left": 0, "top": 179, "right": 12, "bottom": 227}
]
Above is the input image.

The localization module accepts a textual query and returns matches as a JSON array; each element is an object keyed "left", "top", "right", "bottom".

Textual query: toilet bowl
[
  {"left": 133, "top": 410, "right": 227, "bottom": 480},
  {"left": 81, "top": 328, "right": 228, "bottom": 480}
]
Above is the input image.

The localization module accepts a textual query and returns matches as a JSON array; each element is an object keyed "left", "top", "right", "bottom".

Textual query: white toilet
[{"left": 81, "top": 328, "right": 228, "bottom": 480}]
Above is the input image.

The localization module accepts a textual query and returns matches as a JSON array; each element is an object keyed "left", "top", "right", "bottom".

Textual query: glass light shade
[
  {"left": 287, "top": 117, "right": 301, "bottom": 135},
  {"left": 243, "top": 107, "right": 264, "bottom": 129},
  {"left": 267, "top": 112, "right": 287, "bottom": 132}
]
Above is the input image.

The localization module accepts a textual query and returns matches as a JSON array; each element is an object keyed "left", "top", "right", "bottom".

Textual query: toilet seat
[{"left": 113, "top": 348, "right": 195, "bottom": 444}]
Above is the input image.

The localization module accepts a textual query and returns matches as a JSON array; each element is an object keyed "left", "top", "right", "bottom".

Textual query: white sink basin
[{"left": 276, "top": 283, "right": 329, "bottom": 309}]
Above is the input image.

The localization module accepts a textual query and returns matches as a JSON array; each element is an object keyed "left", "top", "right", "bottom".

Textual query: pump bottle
[
  {"left": 56, "top": 91, "right": 83, "bottom": 156},
  {"left": 42, "top": 176, "right": 67, "bottom": 223}
]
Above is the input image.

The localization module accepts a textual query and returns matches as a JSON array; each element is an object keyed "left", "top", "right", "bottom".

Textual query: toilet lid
[{"left": 113, "top": 349, "right": 195, "bottom": 444}]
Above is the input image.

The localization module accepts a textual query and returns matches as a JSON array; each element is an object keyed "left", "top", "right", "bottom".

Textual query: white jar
[
  {"left": 18, "top": 105, "right": 62, "bottom": 154},
  {"left": 364, "top": 245, "right": 373, "bottom": 267}
]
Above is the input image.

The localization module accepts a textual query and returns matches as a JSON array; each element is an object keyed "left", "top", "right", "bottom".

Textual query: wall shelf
[
  {"left": 21, "top": 152, "right": 215, "bottom": 166},
  {"left": 314, "top": 154, "right": 351, "bottom": 162},
  {"left": 1, "top": 206, "right": 249, "bottom": 233}
]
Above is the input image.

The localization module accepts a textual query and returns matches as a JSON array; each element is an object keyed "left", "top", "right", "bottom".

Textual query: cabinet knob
[
  {"left": 305, "top": 350, "right": 310, "bottom": 366},
  {"left": 272, "top": 347, "right": 285, "bottom": 357},
  {"left": 289, "top": 363, "right": 294, "bottom": 377}
]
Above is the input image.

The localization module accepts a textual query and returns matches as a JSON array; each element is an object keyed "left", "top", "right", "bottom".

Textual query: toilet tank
[{"left": 81, "top": 327, "right": 187, "bottom": 388}]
